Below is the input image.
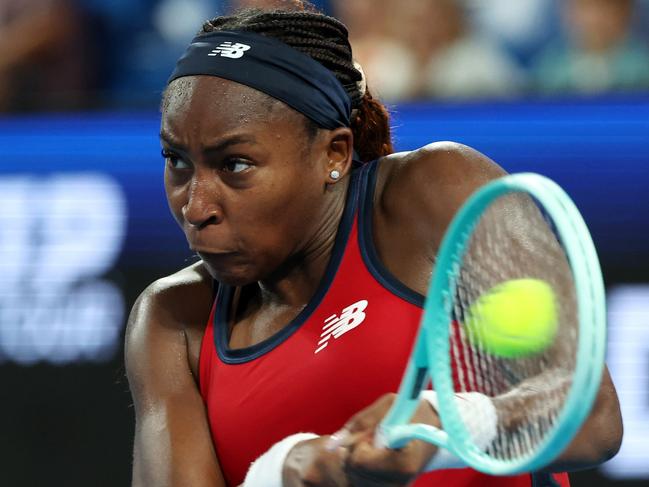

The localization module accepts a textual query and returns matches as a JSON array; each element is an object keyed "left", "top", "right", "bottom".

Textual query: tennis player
[{"left": 125, "top": 4, "right": 622, "bottom": 486}]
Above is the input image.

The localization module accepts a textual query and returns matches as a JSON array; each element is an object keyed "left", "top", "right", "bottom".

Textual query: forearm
[
  {"left": 544, "top": 369, "right": 622, "bottom": 472},
  {"left": 130, "top": 393, "right": 225, "bottom": 487},
  {"left": 133, "top": 419, "right": 224, "bottom": 487},
  {"left": 492, "top": 367, "right": 622, "bottom": 472}
]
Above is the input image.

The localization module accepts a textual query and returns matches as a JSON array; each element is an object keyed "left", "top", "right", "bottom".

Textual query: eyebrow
[{"left": 159, "top": 132, "right": 259, "bottom": 153}]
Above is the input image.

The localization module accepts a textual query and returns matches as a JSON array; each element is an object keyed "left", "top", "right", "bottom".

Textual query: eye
[
  {"left": 223, "top": 158, "right": 252, "bottom": 174},
  {"left": 161, "top": 149, "right": 191, "bottom": 170}
]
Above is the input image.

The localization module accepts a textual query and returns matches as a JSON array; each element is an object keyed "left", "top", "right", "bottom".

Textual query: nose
[{"left": 181, "top": 175, "right": 223, "bottom": 228}]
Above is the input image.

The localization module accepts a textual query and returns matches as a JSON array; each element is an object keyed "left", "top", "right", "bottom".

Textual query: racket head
[{"left": 423, "top": 173, "right": 606, "bottom": 474}]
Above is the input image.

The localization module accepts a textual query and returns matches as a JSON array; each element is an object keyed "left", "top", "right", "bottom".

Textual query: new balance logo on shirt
[
  {"left": 315, "top": 300, "right": 368, "bottom": 354},
  {"left": 208, "top": 42, "right": 251, "bottom": 59}
]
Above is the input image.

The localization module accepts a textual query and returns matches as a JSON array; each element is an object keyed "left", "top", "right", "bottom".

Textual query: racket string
[{"left": 445, "top": 195, "right": 578, "bottom": 462}]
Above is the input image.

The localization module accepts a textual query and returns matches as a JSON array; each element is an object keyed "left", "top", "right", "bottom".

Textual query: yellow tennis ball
[{"left": 464, "top": 278, "right": 558, "bottom": 358}]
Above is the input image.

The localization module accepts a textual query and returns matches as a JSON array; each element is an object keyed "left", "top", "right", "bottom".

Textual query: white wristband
[
  {"left": 421, "top": 390, "right": 498, "bottom": 470},
  {"left": 243, "top": 432, "right": 319, "bottom": 487}
]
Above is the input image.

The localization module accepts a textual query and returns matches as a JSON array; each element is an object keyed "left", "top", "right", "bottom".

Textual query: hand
[
  {"left": 282, "top": 436, "right": 350, "bottom": 487},
  {"left": 336, "top": 393, "right": 441, "bottom": 486}
]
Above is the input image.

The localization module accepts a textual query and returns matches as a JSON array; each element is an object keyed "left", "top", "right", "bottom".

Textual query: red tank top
[{"left": 199, "top": 161, "right": 570, "bottom": 487}]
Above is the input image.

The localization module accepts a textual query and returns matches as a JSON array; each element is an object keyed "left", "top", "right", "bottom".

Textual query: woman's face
[{"left": 161, "top": 76, "right": 340, "bottom": 285}]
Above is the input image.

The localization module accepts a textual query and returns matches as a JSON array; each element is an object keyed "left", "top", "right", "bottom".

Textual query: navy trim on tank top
[
  {"left": 214, "top": 165, "right": 362, "bottom": 364},
  {"left": 358, "top": 159, "right": 426, "bottom": 308}
]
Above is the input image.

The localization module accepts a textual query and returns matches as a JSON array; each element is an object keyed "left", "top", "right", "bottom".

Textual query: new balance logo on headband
[{"left": 208, "top": 41, "right": 251, "bottom": 59}]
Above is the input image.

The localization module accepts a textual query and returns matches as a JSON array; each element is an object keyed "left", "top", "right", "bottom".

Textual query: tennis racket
[{"left": 377, "top": 173, "right": 606, "bottom": 475}]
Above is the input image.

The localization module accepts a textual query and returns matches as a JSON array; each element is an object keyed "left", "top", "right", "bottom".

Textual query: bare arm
[
  {"left": 493, "top": 366, "right": 622, "bottom": 471},
  {"left": 553, "top": 368, "right": 622, "bottom": 471},
  {"left": 125, "top": 266, "right": 225, "bottom": 487}
]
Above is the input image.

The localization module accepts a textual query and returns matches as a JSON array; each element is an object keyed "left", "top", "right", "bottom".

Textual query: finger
[
  {"left": 329, "top": 429, "right": 373, "bottom": 453},
  {"left": 346, "top": 440, "right": 418, "bottom": 485},
  {"left": 342, "top": 393, "right": 396, "bottom": 434},
  {"left": 283, "top": 437, "right": 351, "bottom": 487},
  {"left": 349, "top": 437, "right": 439, "bottom": 483},
  {"left": 325, "top": 429, "right": 350, "bottom": 451},
  {"left": 315, "top": 442, "right": 351, "bottom": 487}
]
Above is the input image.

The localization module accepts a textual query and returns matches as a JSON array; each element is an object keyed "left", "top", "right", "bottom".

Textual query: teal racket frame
[{"left": 378, "top": 173, "right": 606, "bottom": 475}]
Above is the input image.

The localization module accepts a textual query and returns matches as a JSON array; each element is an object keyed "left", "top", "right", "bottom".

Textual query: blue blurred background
[{"left": 1, "top": 0, "right": 649, "bottom": 485}]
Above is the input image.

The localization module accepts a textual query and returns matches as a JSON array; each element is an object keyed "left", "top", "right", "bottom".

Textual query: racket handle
[{"left": 381, "top": 331, "right": 430, "bottom": 429}]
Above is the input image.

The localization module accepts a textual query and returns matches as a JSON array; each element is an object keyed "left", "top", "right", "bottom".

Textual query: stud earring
[{"left": 330, "top": 170, "right": 341, "bottom": 180}]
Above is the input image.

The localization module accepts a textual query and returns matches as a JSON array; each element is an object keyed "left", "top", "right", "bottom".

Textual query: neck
[{"left": 256, "top": 177, "right": 351, "bottom": 309}]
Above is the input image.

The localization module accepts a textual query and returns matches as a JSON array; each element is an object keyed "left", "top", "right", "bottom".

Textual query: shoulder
[
  {"left": 130, "top": 261, "right": 213, "bottom": 320},
  {"left": 381, "top": 140, "right": 504, "bottom": 189},
  {"left": 125, "top": 261, "right": 214, "bottom": 395},
  {"left": 134, "top": 261, "right": 213, "bottom": 311},
  {"left": 361, "top": 142, "right": 505, "bottom": 294},
  {"left": 126, "top": 262, "right": 214, "bottom": 353},
  {"left": 377, "top": 141, "right": 506, "bottom": 230}
]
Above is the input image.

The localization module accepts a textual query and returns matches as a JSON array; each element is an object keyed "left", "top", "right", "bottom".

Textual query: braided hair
[{"left": 199, "top": 3, "right": 394, "bottom": 162}]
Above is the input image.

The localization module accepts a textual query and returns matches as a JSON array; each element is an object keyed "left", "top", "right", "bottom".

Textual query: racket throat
[{"left": 411, "top": 367, "right": 429, "bottom": 399}]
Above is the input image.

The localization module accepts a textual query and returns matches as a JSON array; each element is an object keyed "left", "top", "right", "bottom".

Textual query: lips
[
  {"left": 194, "top": 248, "right": 242, "bottom": 270},
  {"left": 188, "top": 234, "right": 235, "bottom": 255},
  {"left": 191, "top": 246, "right": 235, "bottom": 255},
  {"left": 195, "top": 249, "right": 238, "bottom": 271},
  {"left": 185, "top": 228, "right": 233, "bottom": 255},
  {"left": 187, "top": 236, "right": 243, "bottom": 273}
]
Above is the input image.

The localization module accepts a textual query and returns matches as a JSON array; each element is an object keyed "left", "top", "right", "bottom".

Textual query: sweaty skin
[{"left": 125, "top": 76, "right": 623, "bottom": 487}]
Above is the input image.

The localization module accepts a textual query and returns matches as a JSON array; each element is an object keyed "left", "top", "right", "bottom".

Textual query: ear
[{"left": 323, "top": 127, "right": 354, "bottom": 184}]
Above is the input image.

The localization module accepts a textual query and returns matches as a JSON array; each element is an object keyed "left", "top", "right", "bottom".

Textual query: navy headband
[{"left": 168, "top": 30, "right": 352, "bottom": 129}]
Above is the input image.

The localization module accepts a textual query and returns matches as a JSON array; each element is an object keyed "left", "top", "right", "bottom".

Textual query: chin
[{"left": 201, "top": 260, "right": 258, "bottom": 287}]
